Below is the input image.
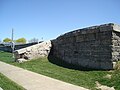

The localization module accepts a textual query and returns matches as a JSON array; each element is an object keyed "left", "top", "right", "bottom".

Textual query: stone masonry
[
  {"left": 14, "top": 41, "right": 52, "bottom": 62},
  {"left": 51, "top": 23, "right": 120, "bottom": 70},
  {"left": 14, "top": 23, "right": 120, "bottom": 70}
]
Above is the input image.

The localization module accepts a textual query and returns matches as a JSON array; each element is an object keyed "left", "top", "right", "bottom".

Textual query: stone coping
[{"left": 57, "top": 23, "right": 120, "bottom": 39}]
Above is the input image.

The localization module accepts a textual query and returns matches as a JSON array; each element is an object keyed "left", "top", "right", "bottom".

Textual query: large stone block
[
  {"left": 14, "top": 41, "right": 52, "bottom": 62},
  {"left": 51, "top": 23, "right": 120, "bottom": 70}
]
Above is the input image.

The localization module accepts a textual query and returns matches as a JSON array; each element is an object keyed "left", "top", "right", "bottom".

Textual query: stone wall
[
  {"left": 14, "top": 41, "right": 52, "bottom": 62},
  {"left": 51, "top": 23, "right": 120, "bottom": 70},
  {"left": 112, "top": 31, "right": 120, "bottom": 61}
]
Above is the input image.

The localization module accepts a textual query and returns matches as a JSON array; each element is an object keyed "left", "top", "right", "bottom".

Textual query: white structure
[{"left": 14, "top": 41, "right": 52, "bottom": 62}]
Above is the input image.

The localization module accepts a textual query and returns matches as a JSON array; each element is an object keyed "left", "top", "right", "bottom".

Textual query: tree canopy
[
  {"left": 3, "top": 38, "right": 12, "bottom": 42},
  {"left": 15, "top": 38, "right": 26, "bottom": 44}
]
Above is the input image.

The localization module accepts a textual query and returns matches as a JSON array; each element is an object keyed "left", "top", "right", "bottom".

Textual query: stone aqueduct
[{"left": 14, "top": 23, "right": 120, "bottom": 70}]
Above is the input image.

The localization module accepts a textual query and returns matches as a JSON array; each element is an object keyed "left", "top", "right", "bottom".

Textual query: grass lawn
[
  {"left": 0, "top": 73, "right": 25, "bottom": 90},
  {"left": 0, "top": 51, "right": 120, "bottom": 90}
]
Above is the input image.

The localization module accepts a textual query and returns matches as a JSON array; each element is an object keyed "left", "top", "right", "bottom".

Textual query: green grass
[
  {"left": 0, "top": 51, "right": 120, "bottom": 90},
  {"left": 0, "top": 51, "right": 13, "bottom": 63},
  {"left": 0, "top": 73, "right": 25, "bottom": 90}
]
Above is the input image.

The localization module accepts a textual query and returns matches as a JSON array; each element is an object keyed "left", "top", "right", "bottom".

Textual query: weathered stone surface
[
  {"left": 0, "top": 87, "right": 3, "bottom": 90},
  {"left": 14, "top": 41, "right": 52, "bottom": 62},
  {"left": 113, "top": 23, "right": 120, "bottom": 32},
  {"left": 95, "top": 81, "right": 115, "bottom": 90},
  {"left": 104, "top": 74, "right": 112, "bottom": 79},
  {"left": 17, "top": 58, "right": 28, "bottom": 63},
  {"left": 51, "top": 23, "right": 120, "bottom": 70}
]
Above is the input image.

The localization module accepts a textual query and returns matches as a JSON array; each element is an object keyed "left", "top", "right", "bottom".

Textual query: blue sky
[{"left": 0, "top": 0, "right": 120, "bottom": 41}]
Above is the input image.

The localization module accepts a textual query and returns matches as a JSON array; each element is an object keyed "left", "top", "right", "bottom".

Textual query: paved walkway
[{"left": 0, "top": 61, "right": 88, "bottom": 90}]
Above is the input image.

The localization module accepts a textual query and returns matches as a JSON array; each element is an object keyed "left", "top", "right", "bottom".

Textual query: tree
[
  {"left": 3, "top": 38, "right": 12, "bottom": 42},
  {"left": 15, "top": 38, "right": 26, "bottom": 44},
  {"left": 28, "top": 38, "right": 39, "bottom": 43}
]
